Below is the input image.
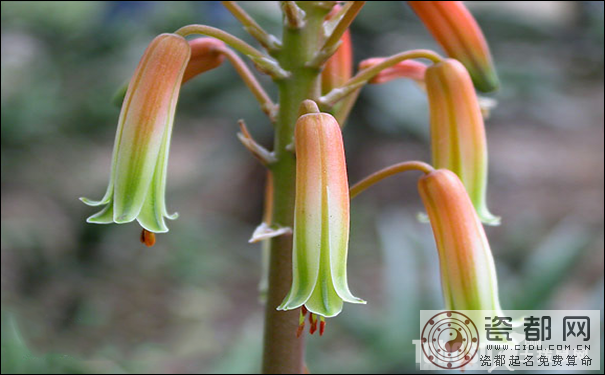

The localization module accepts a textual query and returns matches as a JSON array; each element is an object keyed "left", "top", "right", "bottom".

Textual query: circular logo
[{"left": 421, "top": 311, "right": 479, "bottom": 369}]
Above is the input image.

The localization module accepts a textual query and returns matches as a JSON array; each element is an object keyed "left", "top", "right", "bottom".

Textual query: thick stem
[{"left": 261, "top": 5, "right": 327, "bottom": 374}]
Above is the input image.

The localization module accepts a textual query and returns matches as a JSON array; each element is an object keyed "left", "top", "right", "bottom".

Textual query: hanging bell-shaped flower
[
  {"left": 277, "top": 111, "right": 365, "bottom": 320},
  {"left": 81, "top": 34, "right": 191, "bottom": 233},
  {"left": 418, "top": 169, "right": 502, "bottom": 311},
  {"left": 425, "top": 58, "right": 500, "bottom": 225}
]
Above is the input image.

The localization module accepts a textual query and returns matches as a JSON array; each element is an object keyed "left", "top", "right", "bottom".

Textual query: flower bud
[
  {"left": 425, "top": 58, "right": 499, "bottom": 225},
  {"left": 321, "top": 5, "right": 353, "bottom": 94},
  {"left": 418, "top": 169, "right": 502, "bottom": 311},
  {"left": 277, "top": 112, "right": 365, "bottom": 318},
  {"left": 182, "top": 38, "right": 226, "bottom": 84},
  {"left": 408, "top": 1, "right": 499, "bottom": 92},
  {"left": 81, "top": 34, "right": 191, "bottom": 233}
]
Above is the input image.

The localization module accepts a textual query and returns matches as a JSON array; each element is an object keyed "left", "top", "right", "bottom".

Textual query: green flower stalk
[
  {"left": 425, "top": 58, "right": 500, "bottom": 225},
  {"left": 81, "top": 34, "right": 191, "bottom": 234},
  {"left": 358, "top": 58, "right": 427, "bottom": 84},
  {"left": 277, "top": 111, "right": 365, "bottom": 324}
]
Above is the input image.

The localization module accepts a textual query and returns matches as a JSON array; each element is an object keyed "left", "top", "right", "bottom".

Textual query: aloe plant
[{"left": 81, "top": 2, "right": 503, "bottom": 373}]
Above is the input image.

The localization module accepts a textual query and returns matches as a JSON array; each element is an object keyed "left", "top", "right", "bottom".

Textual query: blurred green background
[{"left": 1, "top": 1, "right": 603, "bottom": 373}]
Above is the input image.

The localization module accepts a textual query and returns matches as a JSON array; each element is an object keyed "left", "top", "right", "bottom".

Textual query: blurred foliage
[
  {"left": 1, "top": 1, "right": 604, "bottom": 374},
  {"left": 1, "top": 311, "right": 91, "bottom": 374}
]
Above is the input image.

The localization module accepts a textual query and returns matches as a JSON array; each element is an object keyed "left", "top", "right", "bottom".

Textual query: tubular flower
[
  {"left": 359, "top": 58, "right": 427, "bottom": 84},
  {"left": 418, "top": 169, "right": 502, "bottom": 311},
  {"left": 277, "top": 112, "right": 365, "bottom": 322},
  {"left": 425, "top": 58, "right": 500, "bottom": 225},
  {"left": 408, "top": 1, "right": 499, "bottom": 92},
  {"left": 321, "top": 5, "right": 353, "bottom": 95},
  {"left": 81, "top": 34, "right": 191, "bottom": 233},
  {"left": 182, "top": 37, "right": 226, "bottom": 84}
]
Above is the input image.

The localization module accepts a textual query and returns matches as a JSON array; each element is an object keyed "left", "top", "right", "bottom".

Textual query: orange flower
[
  {"left": 408, "top": 1, "right": 499, "bottom": 92},
  {"left": 425, "top": 58, "right": 499, "bottom": 225},
  {"left": 278, "top": 111, "right": 365, "bottom": 319},
  {"left": 81, "top": 34, "right": 190, "bottom": 233},
  {"left": 418, "top": 169, "right": 502, "bottom": 311}
]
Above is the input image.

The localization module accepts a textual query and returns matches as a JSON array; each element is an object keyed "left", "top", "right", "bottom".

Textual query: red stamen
[
  {"left": 296, "top": 307, "right": 307, "bottom": 338},
  {"left": 319, "top": 318, "right": 326, "bottom": 336}
]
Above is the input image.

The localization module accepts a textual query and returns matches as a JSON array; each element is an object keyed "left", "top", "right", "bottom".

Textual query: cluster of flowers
[{"left": 82, "top": 1, "right": 503, "bottom": 336}]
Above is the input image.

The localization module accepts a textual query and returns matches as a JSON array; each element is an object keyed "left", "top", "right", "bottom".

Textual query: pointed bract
[
  {"left": 418, "top": 169, "right": 502, "bottom": 311},
  {"left": 277, "top": 112, "right": 365, "bottom": 318},
  {"left": 425, "top": 58, "right": 499, "bottom": 225},
  {"left": 81, "top": 33, "right": 191, "bottom": 233},
  {"left": 408, "top": 1, "right": 499, "bottom": 92}
]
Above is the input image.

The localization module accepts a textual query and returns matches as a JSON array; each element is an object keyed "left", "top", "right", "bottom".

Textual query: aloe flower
[
  {"left": 425, "top": 58, "right": 500, "bottom": 225},
  {"left": 81, "top": 34, "right": 191, "bottom": 233},
  {"left": 277, "top": 112, "right": 365, "bottom": 320},
  {"left": 418, "top": 169, "right": 502, "bottom": 311},
  {"left": 408, "top": 1, "right": 499, "bottom": 92}
]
